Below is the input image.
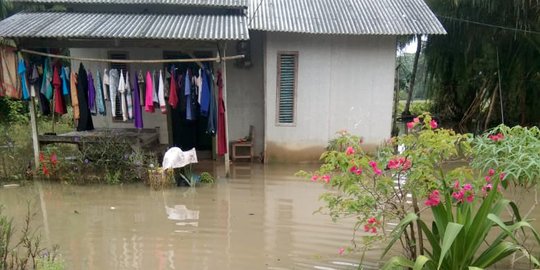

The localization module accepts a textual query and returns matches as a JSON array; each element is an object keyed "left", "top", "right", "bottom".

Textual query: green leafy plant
[
  {"left": 382, "top": 178, "right": 540, "bottom": 269},
  {"left": 199, "top": 172, "right": 215, "bottom": 184},
  {"left": 299, "top": 114, "right": 471, "bottom": 259},
  {"left": 301, "top": 113, "right": 540, "bottom": 268}
]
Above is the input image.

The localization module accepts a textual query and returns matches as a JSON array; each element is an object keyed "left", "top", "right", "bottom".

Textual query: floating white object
[
  {"left": 162, "top": 147, "right": 198, "bottom": 169},
  {"left": 3, "top": 184, "right": 20, "bottom": 188},
  {"left": 110, "top": 206, "right": 116, "bottom": 210}
]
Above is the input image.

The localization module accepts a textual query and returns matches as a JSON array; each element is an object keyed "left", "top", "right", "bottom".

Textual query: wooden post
[
  {"left": 29, "top": 96, "right": 40, "bottom": 170},
  {"left": 221, "top": 43, "right": 231, "bottom": 177}
]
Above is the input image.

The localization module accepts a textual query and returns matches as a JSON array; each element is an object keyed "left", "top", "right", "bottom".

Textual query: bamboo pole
[{"left": 20, "top": 49, "right": 244, "bottom": 64}]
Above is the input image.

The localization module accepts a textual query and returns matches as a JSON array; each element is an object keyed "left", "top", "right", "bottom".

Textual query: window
[
  {"left": 276, "top": 52, "right": 298, "bottom": 125},
  {"left": 108, "top": 52, "right": 130, "bottom": 122}
]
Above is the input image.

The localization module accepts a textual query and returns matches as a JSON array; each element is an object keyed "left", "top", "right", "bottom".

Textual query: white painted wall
[
  {"left": 69, "top": 48, "right": 169, "bottom": 144},
  {"left": 264, "top": 33, "right": 397, "bottom": 162},
  {"left": 225, "top": 31, "right": 265, "bottom": 157}
]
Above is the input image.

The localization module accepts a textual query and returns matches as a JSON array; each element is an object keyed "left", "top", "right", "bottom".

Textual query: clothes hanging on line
[
  {"left": 41, "top": 58, "right": 53, "bottom": 100},
  {"left": 109, "top": 69, "right": 119, "bottom": 117},
  {"left": 118, "top": 70, "right": 128, "bottom": 121},
  {"left": 17, "top": 57, "right": 30, "bottom": 100},
  {"left": 158, "top": 70, "right": 166, "bottom": 114},
  {"left": 95, "top": 70, "right": 106, "bottom": 116},
  {"left": 145, "top": 71, "right": 155, "bottom": 113},
  {"left": 87, "top": 71, "right": 96, "bottom": 115},
  {"left": 137, "top": 71, "right": 145, "bottom": 107},
  {"left": 126, "top": 71, "right": 133, "bottom": 120},
  {"left": 132, "top": 73, "right": 143, "bottom": 129},
  {"left": 168, "top": 67, "right": 178, "bottom": 109},
  {"left": 76, "top": 63, "right": 94, "bottom": 131},
  {"left": 0, "top": 47, "right": 19, "bottom": 98},
  {"left": 102, "top": 69, "right": 109, "bottom": 100},
  {"left": 52, "top": 65, "right": 66, "bottom": 115},
  {"left": 70, "top": 71, "right": 79, "bottom": 120}
]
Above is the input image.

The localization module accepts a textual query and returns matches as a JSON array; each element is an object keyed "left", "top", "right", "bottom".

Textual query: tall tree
[{"left": 424, "top": 0, "right": 540, "bottom": 131}]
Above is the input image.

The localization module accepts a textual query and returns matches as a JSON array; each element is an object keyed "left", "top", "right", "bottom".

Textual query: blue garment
[
  {"left": 96, "top": 70, "right": 106, "bottom": 115},
  {"left": 185, "top": 70, "right": 192, "bottom": 120},
  {"left": 60, "top": 67, "right": 69, "bottom": 96},
  {"left": 17, "top": 58, "right": 29, "bottom": 100},
  {"left": 41, "top": 58, "right": 53, "bottom": 100},
  {"left": 200, "top": 67, "right": 211, "bottom": 117},
  {"left": 206, "top": 69, "right": 216, "bottom": 134}
]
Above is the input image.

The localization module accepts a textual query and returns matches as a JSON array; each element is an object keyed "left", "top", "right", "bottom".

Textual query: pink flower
[
  {"left": 465, "top": 194, "right": 475, "bottom": 203},
  {"left": 371, "top": 227, "right": 377, "bottom": 234},
  {"left": 499, "top": 172, "right": 506, "bottom": 180},
  {"left": 50, "top": 153, "right": 58, "bottom": 167},
  {"left": 430, "top": 120, "right": 438, "bottom": 129},
  {"left": 368, "top": 161, "right": 377, "bottom": 167},
  {"left": 39, "top": 152, "right": 45, "bottom": 162},
  {"left": 42, "top": 165, "right": 50, "bottom": 177},
  {"left": 407, "top": 121, "right": 415, "bottom": 130},
  {"left": 401, "top": 159, "right": 412, "bottom": 171},
  {"left": 413, "top": 117, "right": 420, "bottom": 123},
  {"left": 485, "top": 176, "right": 491, "bottom": 182},
  {"left": 387, "top": 159, "right": 400, "bottom": 169},
  {"left": 453, "top": 180, "right": 460, "bottom": 189},
  {"left": 373, "top": 168, "right": 382, "bottom": 175},
  {"left": 349, "top": 166, "right": 362, "bottom": 175},
  {"left": 367, "top": 217, "right": 377, "bottom": 224},
  {"left": 338, "top": 247, "right": 345, "bottom": 255},
  {"left": 489, "top": 133, "right": 504, "bottom": 142},
  {"left": 322, "top": 175, "right": 331, "bottom": 183},
  {"left": 452, "top": 190, "right": 464, "bottom": 201},
  {"left": 463, "top": 183, "right": 472, "bottom": 191},
  {"left": 482, "top": 183, "right": 493, "bottom": 194},
  {"left": 488, "top": 168, "right": 495, "bottom": 177},
  {"left": 345, "top": 146, "right": 355, "bottom": 155},
  {"left": 364, "top": 225, "right": 370, "bottom": 232},
  {"left": 425, "top": 190, "right": 441, "bottom": 207},
  {"left": 311, "top": 175, "right": 319, "bottom": 182}
]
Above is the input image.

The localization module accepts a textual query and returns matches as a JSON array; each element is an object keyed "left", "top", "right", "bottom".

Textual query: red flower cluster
[
  {"left": 311, "top": 174, "right": 331, "bottom": 183},
  {"left": 349, "top": 165, "right": 362, "bottom": 175},
  {"left": 363, "top": 217, "right": 379, "bottom": 234},
  {"left": 488, "top": 133, "right": 504, "bottom": 142},
  {"left": 452, "top": 182, "right": 474, "bottom": 203},
  {"left": 424, "top": 190, "right": 441, "bottom": 207},
  {"left": 345, "top": 146, "right": 355, "bottom": 155},
  {"left": 387, "top": 157, "right": 412, "bottom": 171},
  {"left": 368, "top": 161, "right": 382, "bottom": 176}
]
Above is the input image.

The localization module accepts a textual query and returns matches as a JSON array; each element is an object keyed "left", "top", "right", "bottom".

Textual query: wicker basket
[{"left": 147, "top": 168, "right": 175, "bottom": 190}]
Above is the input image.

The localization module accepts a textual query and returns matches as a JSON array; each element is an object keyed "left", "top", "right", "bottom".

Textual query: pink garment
[{"left": 145, "top": 71, "right": 155, "bottom": 113}]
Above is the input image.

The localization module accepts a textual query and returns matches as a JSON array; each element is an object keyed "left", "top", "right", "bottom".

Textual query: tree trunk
[{"left": 402, "top": 35, "right": 422, "bottom": 116}]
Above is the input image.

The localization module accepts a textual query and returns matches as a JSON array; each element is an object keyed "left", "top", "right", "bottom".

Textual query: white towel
[
  {"left": 158, "top": 70, "right": 166, "bottom": 113},
  {"left": 118, "top": 70, "right": 128, "bottom": 121}
]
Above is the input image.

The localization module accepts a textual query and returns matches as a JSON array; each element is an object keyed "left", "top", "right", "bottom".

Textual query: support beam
[
  {"left": 29, "top": 96, "right": 40, "bottom": 170},
  {"left": 221, "top": 43, "right": 231, "bottom": 177}
]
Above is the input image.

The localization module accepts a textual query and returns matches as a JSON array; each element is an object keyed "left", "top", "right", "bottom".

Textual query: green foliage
[
  {"left": 36, "top": 258, "right": 65, "bottom": 270},
  {"left": 199, "top": 172, "right": 215, "bottom": 184},
  {"left": 0, "top": 98, "right": 29, "bottom": 124},
  {"left": 382, "top": 179, "right": 540, "bottom": 270},
  {"left": 424, "top": 0, "right": 540, "bottom": 128},
  {"left": 302, "top": 114, "right": 472, "bottom": 258},
  {"left": 305, "top": 114, "right": 540, "bottom": 268},
  {"left": 471, "top": 125, "right": 540, "bottom": 188}
]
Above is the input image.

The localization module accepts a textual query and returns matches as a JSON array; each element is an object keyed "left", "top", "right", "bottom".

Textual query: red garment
[
  {"left": 217, "top": 70, "right": 227, "bottom": 156},
  {"left": 52, "top": 66, "right": 66, "bottom": 115},
  {"left": 168, "top": 68, "right": 178, "bottom": 109}
]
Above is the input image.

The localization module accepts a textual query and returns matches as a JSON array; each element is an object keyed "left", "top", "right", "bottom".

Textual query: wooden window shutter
[{"left": 276, "top": 52, "right": 298, "bottom": 125}]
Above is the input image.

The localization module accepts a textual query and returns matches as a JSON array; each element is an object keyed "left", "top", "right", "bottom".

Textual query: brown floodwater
[
  {"left": 0, "top": 163, "right": 539, "bottom": 269},
  {"left": 0, "top": 163, "right": 372, "bottom": 270}
]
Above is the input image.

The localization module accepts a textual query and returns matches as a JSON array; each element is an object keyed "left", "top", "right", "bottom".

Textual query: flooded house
[{"left": 0, "top": 0, "right": 445, "bottom": 167}]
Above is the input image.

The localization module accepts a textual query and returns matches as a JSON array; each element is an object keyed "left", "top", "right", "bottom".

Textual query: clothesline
[{"left": 20, "top": 49, "right": 244, "bottom": 64}]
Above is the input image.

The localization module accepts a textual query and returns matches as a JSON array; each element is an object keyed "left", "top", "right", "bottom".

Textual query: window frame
[{"left": 275, "top": 51, "right": 299, "bottom": 126}]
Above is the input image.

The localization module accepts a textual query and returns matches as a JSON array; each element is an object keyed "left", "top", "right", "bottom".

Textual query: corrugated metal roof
[
  {"left": 0, "top": 12, "right": 249, "bottom": 40},
  {"left": 248, "top": 0, "right": 446, "bottom": 35},
  {"left": 10, "top": 0, "right": 247, "bottom": 8}
]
